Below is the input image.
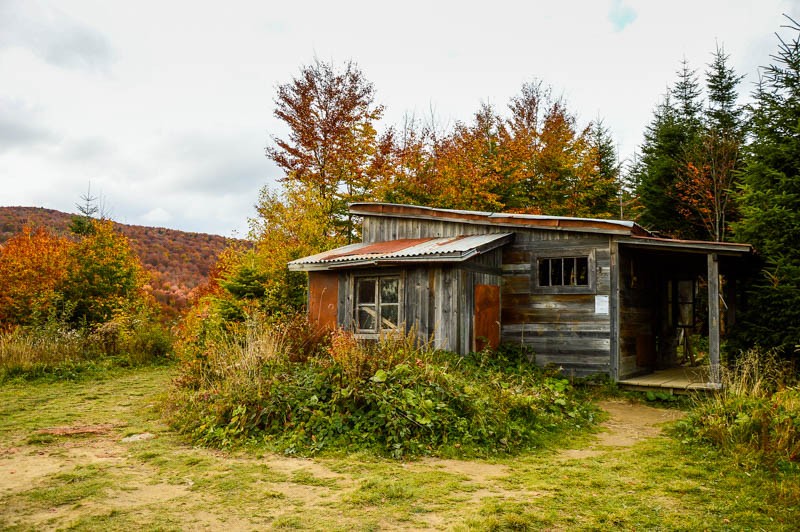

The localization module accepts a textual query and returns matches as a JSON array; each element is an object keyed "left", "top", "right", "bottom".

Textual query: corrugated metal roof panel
[
  {"left": 288, "top": 233, "right": 513, "bottom": 271},
  {"left": 349, "top": 202, "right": 650, "bottom": 236}
]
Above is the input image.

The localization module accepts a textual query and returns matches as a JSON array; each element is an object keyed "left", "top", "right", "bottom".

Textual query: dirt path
[
  {"left": 0, "top": 376, "right": 690, "bottom": 530},
  {"left": 560, "top": 399, "right": 686, "bottom": 460}
]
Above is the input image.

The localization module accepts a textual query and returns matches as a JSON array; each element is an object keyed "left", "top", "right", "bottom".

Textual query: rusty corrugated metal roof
[
  {"left": 288, "top": 233, "right": 513, "bottom": 271},
  {"left": 349, "top": 203, "right": 651, "bottom": 236}
]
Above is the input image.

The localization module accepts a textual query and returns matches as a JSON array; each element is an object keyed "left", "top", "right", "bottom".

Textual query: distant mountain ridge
[{"left": 0, "top": 206, "right": 238, "bottom": 318}]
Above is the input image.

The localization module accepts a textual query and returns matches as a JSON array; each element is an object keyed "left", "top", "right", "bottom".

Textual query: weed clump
[
  {"left": 168, "top": 317, "right": 596, "bottom": 458},
  {"left": 0, "top": 312, "right": 173, "bottom": 381},
  {"left": 674, "top": 348, "right": 800, "bottom": 468}
]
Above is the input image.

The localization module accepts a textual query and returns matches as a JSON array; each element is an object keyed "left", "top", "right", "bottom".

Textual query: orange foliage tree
[
  {"left": 379, "top": 81, "right": 620, "bottom": 218},
  {"left": 266, "top": 59, "right": 389, "bottom": 242},
  {"left": 0, "top": 226, "right": 72, "bottom": 328}
]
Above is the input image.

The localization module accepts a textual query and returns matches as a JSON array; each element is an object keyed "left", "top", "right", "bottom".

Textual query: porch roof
[
  {"left": 288, "top": 233, "right": 513, "bottom": 272},
  {"left": 618, "top": 235, "right": 753, "bottom": 256}
]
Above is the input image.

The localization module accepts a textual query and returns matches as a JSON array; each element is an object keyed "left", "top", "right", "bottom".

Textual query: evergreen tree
[
  {"left": 586, "top": 120, "right": 622, "bottom": 218},
  {"left": 706, "top": 45, "right": 745, "bottom": 134},
  {"left": 675, "top": 46, "right": 745, "bottom": 241},
  {"left": 69, "top": 186, "right": 103, "bottom": 236},
  {"left": 672, "top": 58, "right": 704, "bottom": 133},
  {"left": 734, "top": 18, "right": 800, "bottom": 352},
  {"left": 630, "top": 93, "right": 696, "bottom": 236}
]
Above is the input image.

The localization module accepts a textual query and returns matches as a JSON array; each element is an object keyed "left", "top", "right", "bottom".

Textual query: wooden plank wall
[
  {"left": 359, "top": 215, "right": 613, "bottom": 375},
  {"left": 362, "top": 217, "right": 494, "bottom": 241},
  {"left": 500, "top": 231, "right": 613, "bottom": 377}
]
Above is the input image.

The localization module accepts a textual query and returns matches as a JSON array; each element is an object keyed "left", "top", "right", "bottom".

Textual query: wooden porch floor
[{"left": 618, "top": 367, "right": 721, "bottom": 394}]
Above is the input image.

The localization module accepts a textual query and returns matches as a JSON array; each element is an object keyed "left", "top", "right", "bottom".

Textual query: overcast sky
[{"left": 2, "top": 0, "right": 798, "bottom": 237}]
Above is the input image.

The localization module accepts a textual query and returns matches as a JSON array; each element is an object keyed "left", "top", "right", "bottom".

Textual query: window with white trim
[{"left": 355, "top": 276, "right": 400, "bottom": 333}]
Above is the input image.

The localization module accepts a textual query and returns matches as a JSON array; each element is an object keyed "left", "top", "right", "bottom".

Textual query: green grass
[{"left": 0, "top": 364, "right": 798, "bottom": 530}]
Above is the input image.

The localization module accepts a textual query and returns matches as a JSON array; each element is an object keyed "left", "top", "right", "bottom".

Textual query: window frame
[
  {"left": 532, "top": 250, "right": 596, "bottom": 294},
  {"left": 353, "top": 273, "right": 403, "bottom": 337}
]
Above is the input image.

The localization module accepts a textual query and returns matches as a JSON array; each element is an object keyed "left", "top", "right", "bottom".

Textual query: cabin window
[
  {"left": 538, "top": 256, "right": 589, "bottom": 287},
  {"left": 533, "top": 251, "right": 596, "bottom": 294},
  {"left": 355, "top": 276, "right": 400, "bottom": 334}
]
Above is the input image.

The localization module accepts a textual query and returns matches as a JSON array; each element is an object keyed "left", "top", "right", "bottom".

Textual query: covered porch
[{"left": 613, "top": 236, "right": 752, "bottom": 387}]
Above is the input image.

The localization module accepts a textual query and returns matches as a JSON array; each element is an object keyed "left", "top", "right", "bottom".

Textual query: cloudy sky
[{"left": 2, "top": 0, "right": 798, "bottom": 237}]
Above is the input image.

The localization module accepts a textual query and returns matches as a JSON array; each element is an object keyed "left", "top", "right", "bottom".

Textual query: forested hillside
[{"left": 0, "top": 206, "right": 235, "bottom": 318}]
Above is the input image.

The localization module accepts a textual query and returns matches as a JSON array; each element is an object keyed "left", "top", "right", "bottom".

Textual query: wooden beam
[
  {"left": 610, "top": 240, "right": 620, "bottom": 382},
  {"left": 708, "top": 253, "right": 721, "bottom": 385}
]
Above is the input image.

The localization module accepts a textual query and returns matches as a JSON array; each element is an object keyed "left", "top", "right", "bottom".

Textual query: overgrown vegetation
[
  {"left": 0, "top": 210, "right": 173, "bottom": 380},
  {"left": 0, "top": 313, "right": 172, "bottom": 381},
  {"left": 168, "top": 318, "right": 596, "bottom": 458},
  {"left": 674, "top": 348, "right": 800, "bottom": 468}
]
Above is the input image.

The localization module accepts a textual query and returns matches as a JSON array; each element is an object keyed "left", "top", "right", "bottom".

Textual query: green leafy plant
[{"left": 168, "top": 319, "right": 597, "bottom": 458}]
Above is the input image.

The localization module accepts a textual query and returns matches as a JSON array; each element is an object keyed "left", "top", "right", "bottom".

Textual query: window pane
[
  {"left": 564, "top": 258, "right": 576, "bottom": 285},
  {"left": 550, "top": 258, "right": 563, "bottom": 286},
  {"left": 538, "top": 259, "right": 550, "bottom": 286},
  {"left": 575, "top": 257, "right": 589, "bottom": 285},
  {"left": 381, "top": 278, "right": 399, "bottom": 304},
  {"left": 380, "top": 304, "right": 398, "bottom": 330},
  {"left": 358, "top": 306, "right": 376, "bottom": 330},
  {"left": 357, "top": 279, "right": 376, "bottom": 305}
]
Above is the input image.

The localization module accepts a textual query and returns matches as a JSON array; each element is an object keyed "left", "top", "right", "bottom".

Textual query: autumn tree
[
  {"left": 734, "top": 18, "right": 800, "bottom": 352},
  {"left": 0, "top": 226, "right": 73, "bottom": 328},
  {"left": 266, "top": 59, "right": 387, "bottom": 242},
  {"left": 60, "top": 219, "right": 149, "bottom": 327},
  {"left": 379, "top": 81, "right": 620, "bottom": 218}
]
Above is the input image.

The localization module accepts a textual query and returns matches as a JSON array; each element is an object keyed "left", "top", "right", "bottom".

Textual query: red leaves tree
[
  {"left": 266, "top": 59, "right": 386, "bottom": 241},
  {"left": 0, "top": 226, "right": 72, "bottom": 328}
]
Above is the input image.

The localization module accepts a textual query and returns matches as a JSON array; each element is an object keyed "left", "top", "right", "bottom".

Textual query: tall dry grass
[
  {"left": 678, "top": 348, "right": 800, "bottom": 467},
  {"left": 0, "top": 327, "right": 92, "bottom": 375}
]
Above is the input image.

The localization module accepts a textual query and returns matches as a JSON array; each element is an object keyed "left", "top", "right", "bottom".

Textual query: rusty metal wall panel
[
  {"left": 308, "top": 271, "right": 339, "bottom": 331},
  {"left": 474, "top": 284, "right": 500, "bottom": 352}
]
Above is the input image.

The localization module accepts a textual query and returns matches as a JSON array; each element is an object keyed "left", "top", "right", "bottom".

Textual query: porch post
[{"left": 707, "top": 253, "right": 721, "bottom": 385}]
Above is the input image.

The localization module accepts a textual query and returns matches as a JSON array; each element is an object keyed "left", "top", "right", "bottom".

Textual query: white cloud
[
  {"left": 0, "top": 0, "right": 113, "bottom": 74},
  {"left": 0, "top": 0, "right": 796, "bottom": 236}
]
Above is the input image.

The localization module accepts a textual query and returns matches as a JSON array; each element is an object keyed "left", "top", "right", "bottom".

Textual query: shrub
[
  {"left": 168, "top": 318, "right": 597, "bottom": 458},
  {"left": 0, "top": 309, "right": 173, "bottom": 380},
  {"left": 674, "top": 348, "right": 800, "bottom": 467}
]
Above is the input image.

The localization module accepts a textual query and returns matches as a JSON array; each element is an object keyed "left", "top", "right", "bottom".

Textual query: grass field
[{"left": 1, "top": 365, "right": 798, "bottom": 530}]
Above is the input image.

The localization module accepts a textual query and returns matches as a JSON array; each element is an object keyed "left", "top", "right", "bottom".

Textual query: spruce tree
[
  {"left": 675, "top": 46, "right": 745, "bottom": 241},
  {"left": 735, "top": 18, "right": 800, "bottom": 352},
  {"left": 631, "top": 61, "right": 705, "bottom": 238},
  {"left": 630, "top": 94, "right": 691, "bottom": 236}
]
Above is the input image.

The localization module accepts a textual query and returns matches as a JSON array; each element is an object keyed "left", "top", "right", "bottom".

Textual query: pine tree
[
  {"left": 675, "top": 46, "right": 745, "bottom": 241},
  {"left": 630, "top": 93, "right": 694, "bottom": 236},
  {"left": 585, "top": 120, "right": 622, "bottom": 218},
  {"left": 734, "top": 18, "right": 800, "bottom": 351}
]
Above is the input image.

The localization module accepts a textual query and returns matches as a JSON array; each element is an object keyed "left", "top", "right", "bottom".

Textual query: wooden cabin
[{"left": 288, "top": 203, "right": 752, "bottom": 384}]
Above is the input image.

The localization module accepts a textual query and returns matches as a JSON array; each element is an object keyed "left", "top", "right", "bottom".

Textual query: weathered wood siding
[
  {"left": 501, "top": 232, "right": 612, "bottom": 377},
  {"left": 360, "top": 214, "right": 613, "bottom": 376},
  {"left": 362, "top": 217, "right": 498, "bottom": 241},
  {"left": 334, "top": 246, "right": 502, "bottom": 355}
]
